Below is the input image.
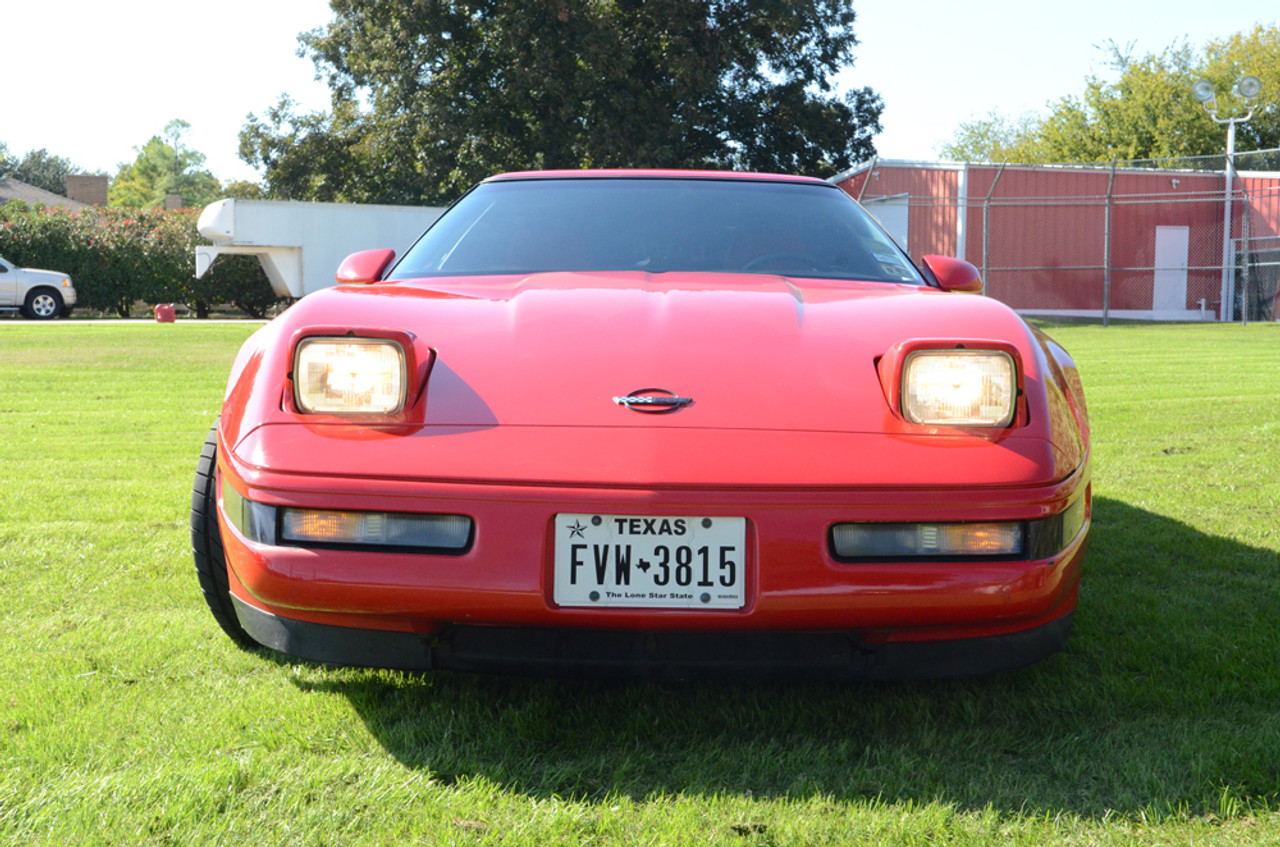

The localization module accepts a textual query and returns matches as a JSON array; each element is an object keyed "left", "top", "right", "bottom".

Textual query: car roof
[{"left": 485, "top": 169, "right": 831, "bottom": 185}]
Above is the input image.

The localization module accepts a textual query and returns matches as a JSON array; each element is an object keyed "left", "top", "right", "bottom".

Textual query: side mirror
[
  {"left": 922, "top": 255, "right": 983, "bottom": 293},
  {"left": 336, "top": 248, "right": 397, "bottom": 284}
]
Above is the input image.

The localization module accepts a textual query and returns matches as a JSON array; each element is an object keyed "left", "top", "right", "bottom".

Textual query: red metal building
[{"left": 832, "top": 158, "right": 1280, "bottom": 321}]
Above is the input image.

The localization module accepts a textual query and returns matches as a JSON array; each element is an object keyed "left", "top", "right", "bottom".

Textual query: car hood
[
  {"left": 275, "top": 271, "right": 1043, "bottom": 436},
  {"left": 13, "top": 267, "right": 68, "bottom": 284}
]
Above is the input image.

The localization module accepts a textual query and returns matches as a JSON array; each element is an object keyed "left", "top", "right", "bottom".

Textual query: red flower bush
[{"left": 0, "top": 201, "right": 281, "bottom": 317}]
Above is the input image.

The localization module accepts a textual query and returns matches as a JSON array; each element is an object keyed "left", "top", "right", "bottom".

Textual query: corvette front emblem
[{"left": 613, "top": 388, "right": 694, "bottom": 414}]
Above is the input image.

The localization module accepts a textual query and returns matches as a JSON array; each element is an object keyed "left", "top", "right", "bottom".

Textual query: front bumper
[{"left": 216, "top": 425, "right": 1089, "bottom": 677}]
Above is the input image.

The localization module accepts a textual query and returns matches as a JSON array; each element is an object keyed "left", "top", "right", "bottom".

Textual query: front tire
[
  {"left": 191, "top": 421, "right": 255, "bottom": 648},
  {"left": 22, "top": 288, "right": 63, "bottom": 320}
]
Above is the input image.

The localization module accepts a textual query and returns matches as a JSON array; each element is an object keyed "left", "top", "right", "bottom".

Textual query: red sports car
[{"left": 192, "top": 170, "right": 1090, "bottom": 679}]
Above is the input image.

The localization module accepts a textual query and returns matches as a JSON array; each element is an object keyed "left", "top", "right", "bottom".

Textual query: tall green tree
[
  {"left": 0, "top": 147, "right": 80, "bottom": 195},
  {"left": 938, "top": 25, "right": 1280, "bottom": 164},
  {"left": 241, "top": 0, "right": 882, "bottom": 204},
  {"left": 936, "top": 111, "right": 1044, "bottom": 163},
  {"left": 221, "top": 179, "right": 267, "bottom": 200},
  {"left": 110, "top": 120, "right": 222, "bottom": 209}
]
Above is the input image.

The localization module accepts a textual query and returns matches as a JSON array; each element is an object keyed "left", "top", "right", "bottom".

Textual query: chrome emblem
[{"left": 613, "top": 388, "right": 694, "bottom": 414}]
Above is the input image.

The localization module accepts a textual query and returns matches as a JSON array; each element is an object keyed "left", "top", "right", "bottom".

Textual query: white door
[
  {"left": 863, "top": 194, "right": 910, "bottom": 251},
  {"left": 1153, "top": 226, "right": 1189, "bottom": 313},
  {"left": 0, "top": 258, "right": 15, "bottom": 306}
]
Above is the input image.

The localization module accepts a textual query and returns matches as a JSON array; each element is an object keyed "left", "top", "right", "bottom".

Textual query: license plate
[{"left": 553, "top": 514, "right": 747, "bottom": 609}]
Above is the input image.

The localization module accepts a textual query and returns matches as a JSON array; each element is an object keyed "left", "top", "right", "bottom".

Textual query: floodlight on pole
[
  {"left": 1191, "top": 79, "right": 1216, "bottom": 104},
  {"left": 1192, "top": 76, "right": 1263, "bottom": 322},
  {"left": 1235, "top": 75, "right": 1262, "bottom": 100}
]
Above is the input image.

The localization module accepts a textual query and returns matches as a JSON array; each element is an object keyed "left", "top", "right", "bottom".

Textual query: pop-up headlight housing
[
  {"left": 902, "top": 349, "right": 1016, "bottom": 427},
  {"left": 293, "top": 337, "right": 407, "bottom": 415},
  {"left": 878, "top": 339, "right": 1024, "bottom": 430}
]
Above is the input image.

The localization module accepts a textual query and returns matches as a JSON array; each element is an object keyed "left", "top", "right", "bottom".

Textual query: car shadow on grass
[{"left": 289, "top": 495, "right": 1280, "bottom": 819}]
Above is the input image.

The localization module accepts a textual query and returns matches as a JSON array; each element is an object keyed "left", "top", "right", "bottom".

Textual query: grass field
[{"left": 1, "top": 319, "right": 1278, "bottom": 845}]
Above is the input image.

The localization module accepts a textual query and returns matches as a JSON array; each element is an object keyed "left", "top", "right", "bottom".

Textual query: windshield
[{"left": 388, "top": 177, "right": 923, "bottom": 285}]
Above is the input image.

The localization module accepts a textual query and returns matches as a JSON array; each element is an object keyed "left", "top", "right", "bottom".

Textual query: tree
[
  {"left": 221, "top": 179, "right": 267, "bottom": 200},
  {"left": 241, "top": 1, "right": 882, "bottom": 204},
  {"left": 1, "top": 148, "right": 80, "bottom": 195},
  {"left": 936, "top": 111, "right": 1043, "bottom": 163},
  {"left": 938, "top": 25, "right": 1280, "bottom": 164},
  {"left": 1200, "top": 25, "right": 1280, "bottom": 154},
  {"left": 110, "top": 120, "right": 223, "bottom": 209}
]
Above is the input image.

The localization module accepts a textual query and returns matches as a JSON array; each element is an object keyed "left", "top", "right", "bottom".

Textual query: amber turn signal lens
[
  {"left": 831, "top": 521, "right": 1024, "bottom": 559},
  {"left": 281, "top": 508, "right": 471, "bottom": 550}
]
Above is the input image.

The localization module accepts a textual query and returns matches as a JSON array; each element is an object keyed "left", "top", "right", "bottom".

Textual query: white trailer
[{"left": 194, "top": 199, "right": 444, "bottom": 298}]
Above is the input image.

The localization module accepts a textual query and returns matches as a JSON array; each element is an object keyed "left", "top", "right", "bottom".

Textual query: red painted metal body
[
  {"left": 155, "top": 303, "right": 176, "bottom": 323},
  {"left": 209, "top": 171, "right": 1092, "bottom": 675},
  {"left": 217, "top": 285, "right": 1089, "bottom": 633}
]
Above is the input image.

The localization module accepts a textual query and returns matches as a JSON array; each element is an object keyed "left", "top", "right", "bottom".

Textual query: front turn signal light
[
  {"left": 281, "top": 508, "right": 472, "bottom": 551},
  {"left": 831, "top": 521, "right": 1024, "bottom": 559}
]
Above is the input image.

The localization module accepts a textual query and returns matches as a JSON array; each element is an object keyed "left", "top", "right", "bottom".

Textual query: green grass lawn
[{"left": 1, "top": 319, "right": 1278, "bottom": 845}]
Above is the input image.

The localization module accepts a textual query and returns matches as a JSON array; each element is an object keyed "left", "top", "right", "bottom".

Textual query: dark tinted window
[{"left": 389, "top": 178, "right": 922, "bottom": 284}]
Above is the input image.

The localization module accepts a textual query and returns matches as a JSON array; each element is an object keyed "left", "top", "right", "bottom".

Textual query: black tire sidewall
[
  {"left": 191, "top": 420, "right": 256, "bottom": 647},
  {"left": 23, "top": 287, "right": 63, "bottom": 320}
]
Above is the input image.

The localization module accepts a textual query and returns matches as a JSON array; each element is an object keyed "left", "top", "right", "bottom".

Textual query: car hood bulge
[{"left": 284, "top": 271, "right": 1041, "bottom": 436}]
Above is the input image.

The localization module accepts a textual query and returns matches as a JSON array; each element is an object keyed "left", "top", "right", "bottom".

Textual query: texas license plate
[{"left": 553, "top": 514, "right": 747, "bottom": 609}]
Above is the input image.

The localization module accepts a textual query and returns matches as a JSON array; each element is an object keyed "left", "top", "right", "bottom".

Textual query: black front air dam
[{"left": 231, "top": 596, "right": 1072, "bottom": 681}]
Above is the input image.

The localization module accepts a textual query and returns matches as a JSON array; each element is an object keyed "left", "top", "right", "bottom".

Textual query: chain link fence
[{"left": 842, "top": 148, "right": 1280, "bottom": 323}]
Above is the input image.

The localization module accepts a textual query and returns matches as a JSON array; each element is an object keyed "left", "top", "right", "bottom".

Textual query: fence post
[
  {"left": 1240, "top": 180, "right": 1252, "bottom": 327},
  {"left": 982, "top": 163, "right": 1007, "bottom": 296},
  {"left": 1103, "top": 158, "right": 1117, "bottom": 327},
  {"left": 857, "top": 155, "right": 878, "bottom": 204}
]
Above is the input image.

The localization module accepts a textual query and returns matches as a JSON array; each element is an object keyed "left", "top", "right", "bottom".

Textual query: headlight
[
  {"left": 902, "top": 350, "right": 1015, "bottom": 427},
  {"left": 294, "top": 337, "right": 407, "bottom": 414}
]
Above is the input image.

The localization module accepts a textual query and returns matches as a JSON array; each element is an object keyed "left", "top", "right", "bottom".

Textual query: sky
[
  {"left": 4, "top": 0, "right": 1278, "bottom": 188},
  {"left": 843, "top": 0, "right": 1278, "bottom": 162}
]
